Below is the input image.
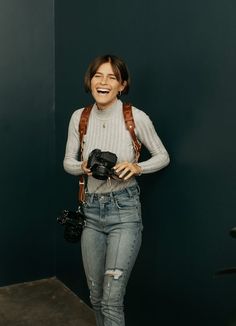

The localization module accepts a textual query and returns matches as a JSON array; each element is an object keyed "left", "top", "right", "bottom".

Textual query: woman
[{"left": 63, "top": 54, "right": 170, "bottom": 326}]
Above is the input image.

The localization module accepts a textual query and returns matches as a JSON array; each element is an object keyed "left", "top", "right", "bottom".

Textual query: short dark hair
[{"left": 84, "top": 54, "right": 130, "bottom": 95}]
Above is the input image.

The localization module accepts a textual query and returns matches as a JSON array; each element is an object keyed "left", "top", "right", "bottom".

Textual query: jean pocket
[
  {"left": 115, "top": 195, "right": 142, "bottom": 223},
  {"left": 115, "top": 194, "right": 138, "bottom": 209}
]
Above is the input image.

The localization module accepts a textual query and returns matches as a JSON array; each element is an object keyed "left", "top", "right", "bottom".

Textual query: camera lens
[{"left": 92, "top": 165, "right": 109, "bottom": 180}]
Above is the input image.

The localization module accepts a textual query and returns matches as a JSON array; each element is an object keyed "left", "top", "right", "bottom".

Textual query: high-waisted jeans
[{"left": 81, "top": 185, "right": 143, "bottom": 326}]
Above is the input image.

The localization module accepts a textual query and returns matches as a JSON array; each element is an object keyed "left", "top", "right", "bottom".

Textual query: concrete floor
[{"left": 0, "top": 277, "right": 96, "bottom": 326}]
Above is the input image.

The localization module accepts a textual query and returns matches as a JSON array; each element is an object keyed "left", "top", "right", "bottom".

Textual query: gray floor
[{"left": 0, "top": 277, "right": 96, "bottom": 326}]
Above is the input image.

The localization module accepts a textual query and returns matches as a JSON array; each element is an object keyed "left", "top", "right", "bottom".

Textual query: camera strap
[
  {"left": 122, "top": 103, "right": 141, "bottom": 162},
  {"left": 78, "top": 103, "right": 141, "bottom": 202},
  {"left": 78, "top": 105, "right": 93, "bottom": 203}
]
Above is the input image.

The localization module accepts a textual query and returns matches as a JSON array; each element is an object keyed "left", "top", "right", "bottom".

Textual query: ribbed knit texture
[{"left": 64, "top": 100, "right": 169, "bottom": 193}]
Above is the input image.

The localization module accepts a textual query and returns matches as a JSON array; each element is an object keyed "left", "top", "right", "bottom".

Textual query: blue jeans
[{"left": 81, "top": 185, "right": 143, "bottom": 326}]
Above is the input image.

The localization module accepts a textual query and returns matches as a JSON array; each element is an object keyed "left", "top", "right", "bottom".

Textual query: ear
[{"left": 120, "top": 80, "right": 127, "bottom": 92}]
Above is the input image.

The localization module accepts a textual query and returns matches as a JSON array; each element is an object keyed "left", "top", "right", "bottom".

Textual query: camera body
[
  {"left": 87, "top": 149, "right": 117, "bottom": 180},
  {"left": 57, "top": 207, "right": 85, "bottom": 243}
]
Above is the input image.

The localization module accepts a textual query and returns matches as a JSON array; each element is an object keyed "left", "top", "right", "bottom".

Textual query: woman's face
[{"left": 90, "top": 62, "right": 126, "bottom": 109}]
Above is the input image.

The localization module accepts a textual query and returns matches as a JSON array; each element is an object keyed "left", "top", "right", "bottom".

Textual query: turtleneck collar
[{"left": 93, "top": 99, "right": 122, "bottom": 120}]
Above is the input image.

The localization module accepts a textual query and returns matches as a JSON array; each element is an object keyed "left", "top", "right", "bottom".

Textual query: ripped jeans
[{"left": 81, "top": 185, "right": 143, "bottom": 326}]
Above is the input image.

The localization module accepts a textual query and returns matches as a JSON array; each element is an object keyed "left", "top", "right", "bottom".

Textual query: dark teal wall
[
  {"left": 55, "top": 1, "right": 236, "bottom": 325},
  {"left": 0, "top": 1, "right": 55, "bottom": 284}
]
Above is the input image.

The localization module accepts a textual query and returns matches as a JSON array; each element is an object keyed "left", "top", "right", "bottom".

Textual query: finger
[
  {"left": 118, "top": 167, "right": 130, "bottom": 178},
  {"left": 120, "top": 168, "right": 136, "bottom": 179},
  {"left": 114, "top": 166, "right": 126, "bottom": 173},
  {"left": 124, "top": 171, "right": 134, "bottom": 180},
  {"left": 82, "top": 165, "right": 91, "bottom": 175},
  {"left": 115, "top": 167, "right": 126, "bottom": 174},
  {"left": 114, "top": 162, "right": 129, "bottom": 172}
]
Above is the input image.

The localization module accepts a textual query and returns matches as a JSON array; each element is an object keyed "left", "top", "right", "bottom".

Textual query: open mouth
[{"left": 97, "top": 88, "right": 110, "bottom": 94}]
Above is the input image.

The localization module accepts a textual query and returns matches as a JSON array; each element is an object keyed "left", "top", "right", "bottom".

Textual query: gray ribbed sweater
[{"left": 63, "top": 100, "right": 170, "bottom": 193}]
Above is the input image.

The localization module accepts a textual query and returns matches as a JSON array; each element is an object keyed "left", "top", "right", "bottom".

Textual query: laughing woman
[{"left": 63, "top": 54, "right": 170, "bottom": 326}]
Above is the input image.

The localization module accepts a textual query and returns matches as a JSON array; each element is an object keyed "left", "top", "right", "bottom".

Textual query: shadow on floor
[{"left": 0, "top": 277, "right": 95, "bottom": 326}]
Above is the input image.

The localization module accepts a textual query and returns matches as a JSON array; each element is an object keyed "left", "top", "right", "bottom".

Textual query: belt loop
[
  {"left": 126, "top": 187, "right": 133, "bottom": 198},
  {"left": 90, "top": 193, "right": 95, "bottom": 203},
  {"left": 110, "top": 191, "right": 115, "bottom": 203}
]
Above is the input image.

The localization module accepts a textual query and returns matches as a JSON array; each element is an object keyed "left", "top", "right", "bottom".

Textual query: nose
[{"left": 101, "top": 76, "right": 108, "bottom": 84}]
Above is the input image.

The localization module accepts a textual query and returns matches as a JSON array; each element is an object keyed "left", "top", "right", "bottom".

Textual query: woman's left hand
[{"left": 113, "top": 162, "right": 142, "bottom": 180}]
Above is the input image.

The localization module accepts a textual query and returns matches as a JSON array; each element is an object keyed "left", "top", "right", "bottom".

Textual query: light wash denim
[{"left": 81, "top": 185, "right": 143, "bottom": 326}]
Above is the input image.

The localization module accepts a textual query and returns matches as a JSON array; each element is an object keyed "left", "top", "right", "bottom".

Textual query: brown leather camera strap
[
  {"left": 123, "top": 103, "right": 141, "bottom": 161},
  {"left": 78, "top": 105, "right": 93, "bottom": 203},
  {"left": 78, "top": 103, "right": 141, "bottom": 202},
  {"left": 79, "top": 105, "right": 93, "bottom": 156}
]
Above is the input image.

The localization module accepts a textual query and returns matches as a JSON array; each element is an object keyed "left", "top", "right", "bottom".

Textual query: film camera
[
  {"left": 57, "top": 206, "right": 85, "bottom": 243},
  {"left": 87, "top": 149, "right": 117, "bottom": 180}
]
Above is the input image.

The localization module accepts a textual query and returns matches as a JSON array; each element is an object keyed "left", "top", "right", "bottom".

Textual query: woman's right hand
[{"left": 81, "top": 161, "right": 92, "bottom": 176}]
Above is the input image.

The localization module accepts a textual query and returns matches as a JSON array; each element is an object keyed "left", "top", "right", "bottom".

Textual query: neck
[
  {"left": 94, "top": 99, "right": 121, "bottom": 119},
  {"left": 96, "top": 99, "right": 118, "bottom": 110}
]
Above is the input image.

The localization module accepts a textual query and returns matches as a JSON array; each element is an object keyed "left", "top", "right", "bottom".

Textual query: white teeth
[{"left": 97, "top": 88, "right": 110, "bottom": 93}]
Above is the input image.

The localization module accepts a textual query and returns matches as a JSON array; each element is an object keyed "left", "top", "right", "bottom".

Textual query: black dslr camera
[
  {"left": 87, "top": 149, "right": 117, "bottom": 180},
  {"left": 57, "top": 206, "right": 85, "bottom": 243}
]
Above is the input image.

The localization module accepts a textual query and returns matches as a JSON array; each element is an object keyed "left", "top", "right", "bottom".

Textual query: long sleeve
[
  {"left": 133, "top": 108, "right": 170, "bottom": 174},
  {"left": 63, "top": 109, "right": 84, "bottom": 175}
]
